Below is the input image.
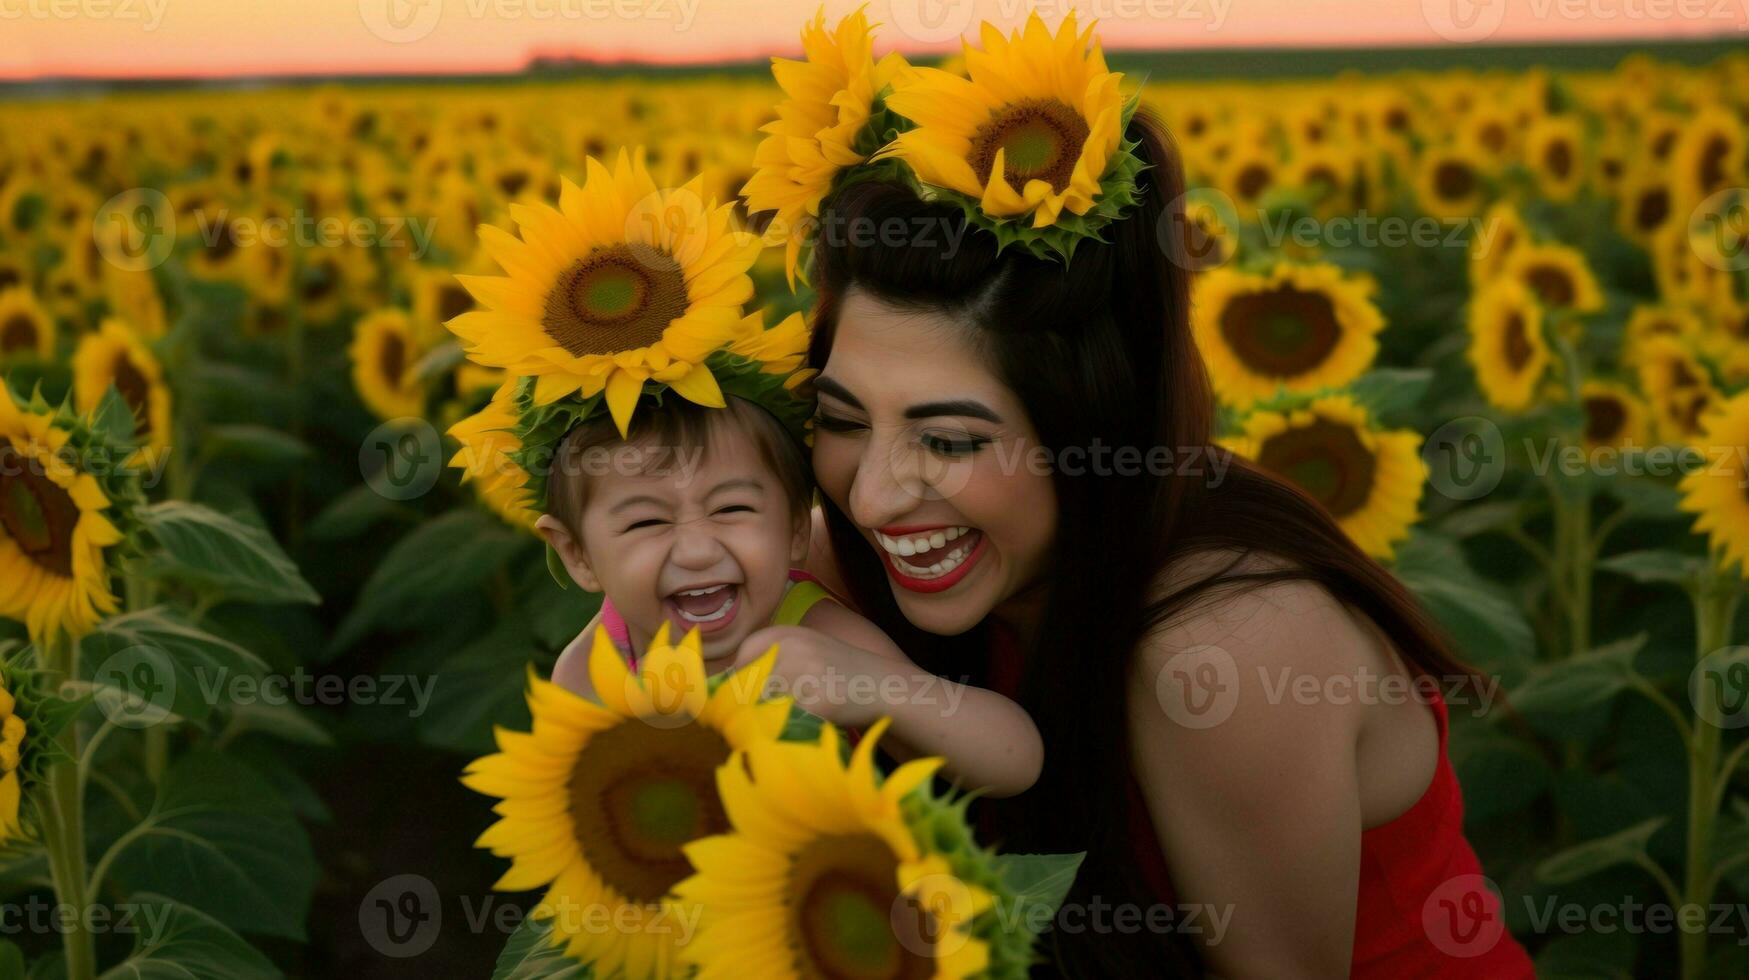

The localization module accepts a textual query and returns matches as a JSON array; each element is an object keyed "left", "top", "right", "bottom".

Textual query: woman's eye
[
  {"left": 812, "top": 412, "right": 866, "bottom": 434},
  {"left": 922, "top": 434, "right": 989, "bottom": 457}
]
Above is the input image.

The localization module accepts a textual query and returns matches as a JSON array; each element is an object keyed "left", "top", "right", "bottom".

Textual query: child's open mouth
[
  {"left": 875, "top": 525, "right": 987, "bottom": 593},
  {"left": 664, "top": 583, "right": 740, "bottom": 633}
]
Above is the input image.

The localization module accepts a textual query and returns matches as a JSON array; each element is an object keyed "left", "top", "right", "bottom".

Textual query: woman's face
[{"left": 811, "top": 288, "right": 1058, "bottom": 635}]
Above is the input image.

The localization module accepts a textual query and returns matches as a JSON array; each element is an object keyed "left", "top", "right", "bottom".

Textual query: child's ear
[
  {"left": 535, "top": 515, "right": 602, "bottom": 592},
  {"left": 787, "top": 507, "right": 811, "bottom": 566}
]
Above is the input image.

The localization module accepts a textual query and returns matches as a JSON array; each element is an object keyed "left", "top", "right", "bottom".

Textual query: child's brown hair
[{"left": 544, "top": 396, "right": 812, "bottom": 540}]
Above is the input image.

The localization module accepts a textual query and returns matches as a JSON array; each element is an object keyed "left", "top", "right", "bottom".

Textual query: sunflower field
[{"left": 0, "top": 34, "right": 1747, "bottom": 978}]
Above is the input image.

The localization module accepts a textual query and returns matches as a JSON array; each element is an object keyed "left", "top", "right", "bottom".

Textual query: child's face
[{"left": 573, "top": 422, "right": 808, "bottom": 664}]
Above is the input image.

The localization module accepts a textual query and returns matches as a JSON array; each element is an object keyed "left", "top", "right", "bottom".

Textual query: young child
[{"left": 535, "top": 394, "right": 1043, "bottom": 798}]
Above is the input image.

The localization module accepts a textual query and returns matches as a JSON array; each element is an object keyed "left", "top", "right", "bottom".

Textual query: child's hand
[{"left": 732, "top": 625, "right": 900, "bottom": 729}]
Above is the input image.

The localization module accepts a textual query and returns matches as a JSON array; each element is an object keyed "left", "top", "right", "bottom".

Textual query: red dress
[{"left": 988, "top": 626, "right": 1535, "bottom": 978}]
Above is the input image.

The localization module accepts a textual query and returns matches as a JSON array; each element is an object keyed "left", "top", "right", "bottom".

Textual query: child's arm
[
  {"left": 551, "top": 609, "right": 606, "bottom": 702},
  {"left": 740, "top": 605, "right": 1043, "bottom": 798}
]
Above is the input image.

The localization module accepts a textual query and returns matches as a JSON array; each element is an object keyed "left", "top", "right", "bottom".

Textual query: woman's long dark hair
[{"left": 805, "top": 110, "right": 1473, "bottom": 978}]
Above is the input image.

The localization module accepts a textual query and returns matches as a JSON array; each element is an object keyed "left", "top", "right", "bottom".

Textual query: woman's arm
[
  {"left": 736, "top": 604, "right": 1044, "bottom": 798},
  {"left": 1126, "top": 576, "right": 1372, "bottom": 978}
]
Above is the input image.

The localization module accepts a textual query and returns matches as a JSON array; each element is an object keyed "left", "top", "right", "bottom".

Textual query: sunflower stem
[
  {"left": 38, "top": 630, "right": 98, "bottom": 980},
  {"left": 1681, "top": 570, "right": 1741, "bottom": 980}
]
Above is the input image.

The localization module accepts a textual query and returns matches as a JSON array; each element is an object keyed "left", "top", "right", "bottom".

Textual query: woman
[{"left": 743, "top": 109, "right": 1537, "bottom": 978}]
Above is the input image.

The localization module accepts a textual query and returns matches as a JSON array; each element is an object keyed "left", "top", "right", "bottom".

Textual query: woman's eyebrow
[
  {"left": 905, "top": 400, "right": 1003, "bottom": 423},
  {"left": 814, "top": 376, "right": 863, "bottom": 409}
]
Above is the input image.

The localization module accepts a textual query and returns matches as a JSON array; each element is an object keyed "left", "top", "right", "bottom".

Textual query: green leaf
[
  {"left": 201, "top": 425, "right": 311, "bottom": 467},
  {"left": 491, "top": 916, "right": 591, "bottom": 980},
  {"left": 1535, "top": 817, "right": 1667, "bottom": 885},
  {"left": 329, "top": 510, "right": 526, "bottom": 653},
  {"left": 306, "top": 484, "right": 412, "bottom": 541},
  {"left": 107, "top": 751, "right": 318, "bottom": 941},
  {"left": 1437, "top": 501, "right": 1523, "bottom": 538},
  {"left": 994, "top": 852, "right": 1084, "bottom": 928},
  {"left": 1510, "top": 635, "right": 1647, "bottom": 717},
  {"left": 417, "top": 622, "right": 537, "bottom": 755},
  {"left": 138, "top": 502, "right": 319, "bottom": 606},
  {"left": 1449, "top": 728, "right": 1551, "bottom": 822},
  {"left": 1603, "top": 476, "right": 1681, "bottom": 519},
  {"left": 1348, "top": 368, "right": 1434, "bottom": 422},
  {"left": 0, "top": 939, "right": 22, "bottom": 979},
  {"left": 1596, "top": 550, "right": 1706, "bottom": 588},
  {"left": 98, "top": 894, "right": 279, "bottom": 980},
  {"left": 222, "top": 701, "right": 335, "bottom": 747},
  {"left": 80, "top": 608, "right": 269, "bottom": 725},
  {"left": 1393, "top": 532, "right": 1534, "bottom": 674}
]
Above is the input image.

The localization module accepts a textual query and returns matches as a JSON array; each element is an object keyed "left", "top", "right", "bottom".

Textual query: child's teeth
[{"left": 929, "top": 532, "right": 946, "bottom": 549}]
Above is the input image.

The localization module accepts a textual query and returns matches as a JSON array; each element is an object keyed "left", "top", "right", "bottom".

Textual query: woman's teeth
[{"left": 878, "top": 527, "right": 978, "bottom": 579}]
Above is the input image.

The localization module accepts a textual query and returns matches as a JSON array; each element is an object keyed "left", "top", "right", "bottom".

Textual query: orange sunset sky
[{"left": 3, "top": 0, "right": 1746, "bottom": 80}]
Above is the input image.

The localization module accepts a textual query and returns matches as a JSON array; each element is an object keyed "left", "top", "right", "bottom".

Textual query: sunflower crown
[
  {"left": 443, "top": 148, "right": 817, "bottom": 531},
  {"left": 744, "top": 8, "right": 1152, "bottom": 282}
]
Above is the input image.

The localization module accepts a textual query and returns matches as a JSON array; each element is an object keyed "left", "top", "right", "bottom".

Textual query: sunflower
[
  {"left": 1460, "top": 106, "right": 1517, "bottom": 167},
  {"left": 463, "top": 624, "right": 790, "bottom": 979},
  {"left": 1524, "top": 115, "right": 1585, "bottom": 202},
  {"left": 1468, "top": 200, "right": 1527, "bottom": 287},
  {"left": 0, "top": 677, "right": 26, "bottom": 842},
  {"left": 0, "top": 288, "right": 54, "bottom": 361},
  {"left": 1616, "top": 167, "right": 1674, "bottom": 245},
  {"left": 1284, "top": 144, "right": 1352, "bottom": 218},
  {"left": 1468, "top": 277, "right": 1551, "bottom": 413},
  {"left": 412, "top": 267, "right": 476, "bottom": 346},
  {"left": 447, "top": 381, "right": 538, "bottom": 532},
  {"left": 349, "top": 309, "right": 427, "bottom": 422},
  {"left": 448, "top": 149, "right": 761, "bottom": 435},
  {"left": 676, "top": 718, "right": 995, "bottom": 980},
  {"left": 1623, "top": 304, "right": 1701, "bottom": 361},
  {"left": 1193, "top": 263, "right": 1383, "bottom": 408},
  {"left": 1218, "top": 144, "right": 1278, "bottom": 210},
  {"left": 1672, "top": 105, "right": 1744, "bottom": 208},
  {"left": 1414, "top": 144, "right": 1490, "bottom": 220},
  {"left": 0, "top": 386, "right": 127, "bottom": 642},
  {"left": 1637, "top": 336, "right": 1717, "bottom": 445},
  {"left": 741, "top": 7, "right": 910, "bottom": 287},
  {"left": 1504, "top": 242, "right": 1604, "bottom": 315},
  {"left": 1224, "top": 396, "right": 1424, "bottom": 560},
  {"left": 72, "top": 319, "right": 172, "bottom": 460},
  {"left": 874, "top": 11, "right": 1140, "bottom": 251},
  {"left": 1580, "top": 381, "right": 1652, "bottom": 452},
  {"left": 101, "top": 268, "right": 168, "bottom": 341},
  {"left": 1679, "top": 390, "right": 1749, "bottom": 576}
]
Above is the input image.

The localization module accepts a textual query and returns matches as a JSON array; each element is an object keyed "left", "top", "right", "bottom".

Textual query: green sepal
[{"left": 545, "top": 542, "right": 570, "bottom": 591}]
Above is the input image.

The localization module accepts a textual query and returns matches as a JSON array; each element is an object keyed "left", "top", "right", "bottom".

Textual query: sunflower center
[
  {"left": 788, "top": 834, "right": 934, "bottom": 980},
  {"left": 969, "top": 99, "right": 1090, "bottom": 194},
  {"left": 0, "top": 438, "right": 79, "bottom": 577},
  {"left": 1635, "top": 186, "right": 1670, "bottom": 232},
  {"left": 1502, "top": 312, "right": 1535, "bottom": 372},
  {"left": 439, "top": 284, "right": 473, "bottom": 322},
  {"left": 378, "top": 332, "right": 406, "bottom": 389},
  {"left": 1235, "top": 163, "right": 1272, "bottom": 202},
  {"left": 1219, "top": 285, "right": 1341, "bottom": 377},
  {"left": 1583, "top": 395, "right": 1625, "bottom": 444},
  {"left": 542, "top": 244, "right": 688, "bottom": 358},
  {"left": 0, "top": 267, "right": 19, "bottom": 291},
  {"left": 1544, "top": 140, "right": 1572, "bottom": 179},
  {"left": 1256, "top": 419, "right": 1377, "bottom": 519},
  {"left": 111, "top": 353, "right": 152, "bottom": 437},
  {"left": 1523, "top": 264, "right": 1575, "bottom": 308},
  {"left": 569, "top": 719, "right": 731, "bottom": 903},
  {"left": 1699, "top": 135, "right": 1728, "bottom": 192},
  {"left": 1, "top": 314, "right": 36, "bottom": 353},
  {"left": 1434, "top": 161, "right": 1475, "bottom": 201},
  {"left": 206, "top": 220, "right": 239, "bottom": 262},
  {"left": 1479, "top": 122, "right": 1507, "bottom": 154}
]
